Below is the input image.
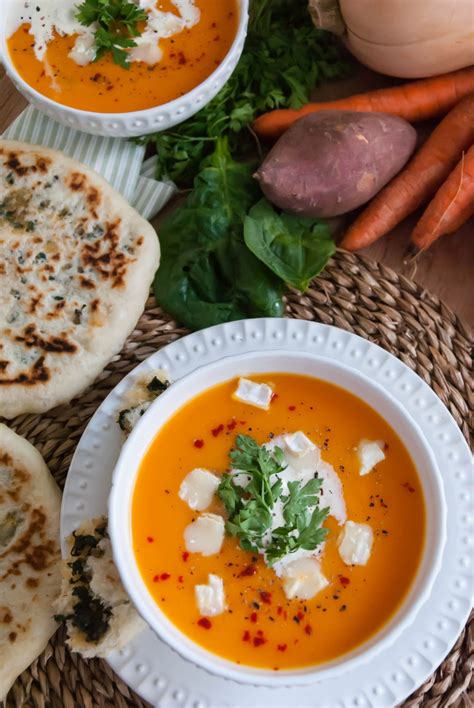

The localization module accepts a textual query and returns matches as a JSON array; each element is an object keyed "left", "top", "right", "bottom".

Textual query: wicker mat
[{"left": 4, "top": 250, "right": 472, "bottom": 708}]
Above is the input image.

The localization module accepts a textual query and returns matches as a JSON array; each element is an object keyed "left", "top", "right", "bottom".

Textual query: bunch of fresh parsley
[
  {"left": 218, "top": 435, "right": 329, "bottom": 565},
  {"left": 136, "top": 0, "right": 348, "bottom": 186},
  {"left": 75, "top": 0, "right": 147, "bottom": 68}
]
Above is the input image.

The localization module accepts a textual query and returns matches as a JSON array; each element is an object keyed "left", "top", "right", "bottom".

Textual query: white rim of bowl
[
  {"left": 0, "top": 0, "right": 249, "bottom": 119},
  {"left": 108, "top": 348, "right": 447, "bottom": 687}
]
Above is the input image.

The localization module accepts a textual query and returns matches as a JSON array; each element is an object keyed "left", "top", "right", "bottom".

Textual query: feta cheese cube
[
  {"left": 183, "top": 513, "right": 225, "bottom": 556},
  {"left": 357, "top": 439, "right": 386, "bottom": 476},
  {"left": 233, "top": 378, "right": 273, "bottom": 410},
  {"left": 178, "top": 468, "right": 220, "bottom": 511},
  {"left": 338, "top": 521, "right": 374, "bottom": 566},
  {"left": 195, "top": 574, "right": 226, "bottom": 616},
  {"left": 283, "top": 432, "right": 317, "bottom": 458},
  {"left": 281, "top": 557, "right": 329, "bottom": 600}
]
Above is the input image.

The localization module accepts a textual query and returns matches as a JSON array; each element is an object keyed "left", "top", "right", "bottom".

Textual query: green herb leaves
[
  {"left": 153, "top": 139, "right": 284, "bottom": 329},
  {"left": 75, "top": 0, "right": 147, "bottom": 68},
  {"left": 244, "top": 199, "right": 336, "bottom": 291},
  {"left": 218, "top": 435, "right": 329, "bottom": 565},
  {"left": 218, "top": 435, "right": 286, "bottom": 553}
]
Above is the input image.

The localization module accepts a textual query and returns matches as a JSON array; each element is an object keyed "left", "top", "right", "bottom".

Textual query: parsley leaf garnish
[
  {"left": 75, "top": 0, "right": 147, "bottom": 68},
  {"left": 218, "top": 435, "right": 330, "bottom": 565}
]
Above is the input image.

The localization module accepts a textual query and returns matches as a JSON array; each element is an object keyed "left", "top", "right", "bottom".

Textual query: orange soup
[
  {"left": 132, "top": 374, "right": 425, "bottom": 670},
  {"left": 8, "top": 1, "right": 238, "bottom": 112}
]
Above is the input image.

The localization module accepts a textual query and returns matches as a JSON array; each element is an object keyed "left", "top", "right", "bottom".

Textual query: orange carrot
[
  {"left": 410, "top": 146, "right": 474, "bottom": 252},
  {"left": 339, "top": 94, "right": 474, "bottom": 251},
  {"left": 253, "top": 67, "right": 474, "bottom": 140}
]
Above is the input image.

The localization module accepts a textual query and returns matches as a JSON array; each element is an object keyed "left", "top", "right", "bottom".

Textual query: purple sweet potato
[{"left": 254, "top": 110, "right": 417, "bottom": 218}]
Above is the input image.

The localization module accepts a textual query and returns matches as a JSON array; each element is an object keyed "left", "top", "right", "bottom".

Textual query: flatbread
[
  {"left": 0, "top": 141, "right": 160, "bottom": 419},
  {"left": 0, "top": 423, "right": 61, "bottom": 700},
  {"left": 55, "top": 517, "right": 145, "bottom": 659}
]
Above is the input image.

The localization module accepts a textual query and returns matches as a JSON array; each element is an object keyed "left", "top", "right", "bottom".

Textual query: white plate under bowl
[
  {"left": 61, "top": 318, "right": 473, "bottom": 708},
  {"left": 108, "top": 349, "right": 446, "bottom": 687}
]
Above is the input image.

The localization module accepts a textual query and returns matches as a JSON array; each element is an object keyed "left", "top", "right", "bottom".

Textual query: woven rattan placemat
[{"left": 4, "top": 250, "right": 472, "bottom": 708}]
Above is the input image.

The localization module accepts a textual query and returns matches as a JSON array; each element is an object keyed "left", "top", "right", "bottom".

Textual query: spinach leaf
[
  {"left": 153, "top": 140, "right": 284, "bottom": 330},
  {"left": 244, "top": 199, "right": 336, "bottom": 291}
]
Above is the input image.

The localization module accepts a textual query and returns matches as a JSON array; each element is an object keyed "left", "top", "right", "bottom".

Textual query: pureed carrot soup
[
  {"left": 132, "top": 374, "right": 425, "bottom": 670},
  {"left": 7, "top": 1, "right": 238, "bottom": 113}
]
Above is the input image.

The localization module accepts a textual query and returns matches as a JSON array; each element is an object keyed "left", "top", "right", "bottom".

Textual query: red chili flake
[
  {"left": 277, "top": 643, "right": 287, "bottom": 652},
  {"left": 242, "top": 630, "right": 251, "bottom": 642},
  {"left": 197, "top": 618, "right": 212, "bottom": 629},
  {"left": 253, "top": 636, "right": 266, "bottom": 647},
  {"left": 256, "top": 629, "right": 264, "bottom": 637},
  {"left": 239, "top": 420, "right": 246, "bottom": 425},
  {"left": 211, "top": 424, "right": 224, "bottom": 437},
  {"left": 250, "top": 612, "right": 258, "bottom": 623},
  {"left": 288, "top": 405, "right": 296, "bottom": 411},
  {"left": 146, "top": 536, "right": 154, "bottom": 543},
  {"left": 227, "top": 419, "right": 237, "bottom": 431},
  {"left": 178, "top": 575, "right": 184, "bottom": 583},
  {"left": 160, "top": 573, "right": 170, "bottom": 581},
  {"left": 276, "top": 605, "right": 283, "bottom": 616},
  {"left": 259, "top": 591, "right": 272, "bottom": 604},
  {"left": 297, "top": 610, "right": 304, "bottom": 621},
  {"left": 339, "top": 576, "right": 350, "bottom": 586},
  {"left": 182, "top": 551, "right": 189, "bottom": 562},
  {"left": 177, "top": 51, "right": 186, "bottom": 65},
  {"left": 304, "top": 624, "right": 312, "bottom": 636},
  {"left": 153, "top": 575, "right": 160, "bottom": 582},
  {"left": 402, "top": 482, "right": 416, "bottom": 493},
  {"left": 239, "top": 564, "right": 257, "bottom": 578},
  {"left": 193, "top": 439, "right": 204, "bottom": 448},
  {"left": 271, "top": 392, "right": 279, "bottom": 402}
]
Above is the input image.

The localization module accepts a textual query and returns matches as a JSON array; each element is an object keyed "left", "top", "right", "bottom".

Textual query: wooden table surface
[{"left": 1, "top": 66, "right": 473, "bottom": 324}]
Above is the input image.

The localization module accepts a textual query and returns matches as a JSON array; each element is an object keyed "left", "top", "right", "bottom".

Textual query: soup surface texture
[
  {"left": 7, "top": 0, "right": 237, "bottom": 112},
  {"left": 132, "top": 374, "right": 425, "bottom": 670}
]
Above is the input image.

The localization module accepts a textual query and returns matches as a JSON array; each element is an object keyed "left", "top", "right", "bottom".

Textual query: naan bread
[
  {"left": 0, "top": 424, "right": 61, "bottom": 700},
  {"left": 55, "top": 517, "right": 145, "bottom": 658},
  {"left": 0, "top": 141, "right": 160, "bottom": 419}
]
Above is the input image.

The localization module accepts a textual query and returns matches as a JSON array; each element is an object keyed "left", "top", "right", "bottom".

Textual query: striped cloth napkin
[{"left": 2, "top": 105, "right": 176, "bottom": 220}]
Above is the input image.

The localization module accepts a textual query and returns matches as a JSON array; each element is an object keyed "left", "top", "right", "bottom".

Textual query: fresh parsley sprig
[
  {"left": 75, "top": 0, "right": 147, "bottom": 68},
  {"left": 218, "top": 435, "right": 330, "bottom": 564},
  {"left": 218, "top": 434, "right": 286, "bottom": 552}
]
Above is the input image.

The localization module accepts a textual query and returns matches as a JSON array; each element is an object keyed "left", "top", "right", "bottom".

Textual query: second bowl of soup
[{"left": 2, "top": 0, "right": 248, "bottom": 136}]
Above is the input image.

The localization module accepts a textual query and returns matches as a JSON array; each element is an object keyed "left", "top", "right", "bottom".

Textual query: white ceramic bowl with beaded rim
[
  {"left": 0, "top": 0, "right": 249, "bottom": 137},
  {"left": 108, "top": 347, "right": 447, "bottom": 687}
]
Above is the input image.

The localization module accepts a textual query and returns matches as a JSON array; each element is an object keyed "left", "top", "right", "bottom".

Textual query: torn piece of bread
[
  {"left": 54, "top": 517, "right": 145, "bottom": 658},
  {"left": 117, "top": 369, "right": 170, "bottom": 436}
]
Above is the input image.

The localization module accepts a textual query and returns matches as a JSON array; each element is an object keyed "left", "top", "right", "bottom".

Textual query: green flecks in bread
[{"left": 54, "top": 517, "right": 144, "bottom": 658}]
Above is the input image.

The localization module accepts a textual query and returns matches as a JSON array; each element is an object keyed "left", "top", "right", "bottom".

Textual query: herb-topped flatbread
[
  {"left": 0, "top": 424, "right": 61, "bottom": 700},
  {"left": 0, "top": 141, "right": 160, "bottom": 419},
  {"left": 54, "top": 517, "right": 145, "bottom": 658}
]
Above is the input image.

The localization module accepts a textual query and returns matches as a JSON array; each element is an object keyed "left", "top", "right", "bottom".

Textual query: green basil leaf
[{"left": 244, "top": 198, "right": 335, "bottom": 291}]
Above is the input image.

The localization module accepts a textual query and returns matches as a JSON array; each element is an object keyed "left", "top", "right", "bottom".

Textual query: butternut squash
[{"left": 309, "top": 0, "right": 474, "bottom": 79}]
